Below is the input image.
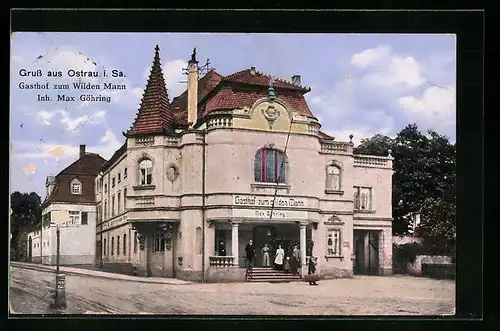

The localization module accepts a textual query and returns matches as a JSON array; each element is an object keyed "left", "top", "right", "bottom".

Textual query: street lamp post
[{"left": 49, "top": 223, "right": 66, "bottom": 310}]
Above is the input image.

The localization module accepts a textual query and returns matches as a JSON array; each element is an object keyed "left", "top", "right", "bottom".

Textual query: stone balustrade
[
  {"left": 207, "top": 117, "right": 233, "bottom": 130},
  {"left": 135, "top": 136, "right": 155, "bottom": 146},
  {"left": 209, "top": 256, "right": 235, "bottom": 267},
  {"left": 354, "top": 155, "right": 392, "bottom": 168},
  {"left": 320, "top": 142, "right": 352, "bottom": 154}
]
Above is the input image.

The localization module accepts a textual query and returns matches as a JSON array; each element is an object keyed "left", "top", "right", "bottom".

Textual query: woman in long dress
[
  {"left": 261, "top": 244, "right": 271, "bottom": 267},
  {"left": 274, "top": 244, "right": 285, "bottom": 270}
]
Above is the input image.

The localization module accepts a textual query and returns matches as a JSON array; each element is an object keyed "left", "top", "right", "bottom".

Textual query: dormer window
[{"left": 70, "top": 178, "right": 82, "bottom": 195}]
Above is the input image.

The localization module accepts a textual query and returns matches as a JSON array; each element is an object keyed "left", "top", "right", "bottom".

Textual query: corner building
[{"left": 95, "top": 46, "right": 394, "bottom": 282}]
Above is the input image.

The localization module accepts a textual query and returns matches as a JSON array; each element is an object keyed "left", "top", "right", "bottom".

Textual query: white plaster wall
[
  {"left": 101, "top": 223, "right": 135, "bottom": 263},
  {"left": 39, "top": 203, "right": 97, "bottom": 261},
  {"left": 352, "top": 165, "right": 393, "bottom": 219}
]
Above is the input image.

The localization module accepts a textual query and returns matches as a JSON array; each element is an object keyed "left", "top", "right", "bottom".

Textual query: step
[
  {"left": 247, "top": 278, "right": 302, "bottom": 283},
  {"left": 249, "top": 274, "right": 301, "bottom": 278}
]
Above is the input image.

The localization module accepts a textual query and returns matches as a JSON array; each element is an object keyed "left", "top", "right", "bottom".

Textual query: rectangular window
[
  {"left": 134, "top": 232, "right": 137, "bottom": 253},
  {"left": 140, "top": 168, "right": 152, "bottom": 185},
  {"left": 112, "top": 177, "right": 116, "bottom": 187},
  {"left": 104, "top": 201, "right": 107, "bottom": 220},
  {"left": 111, "top": 237, "right": 114, "bottom": 255},
  {"left": 112, "top": 196, "right": 115, "bottom": 217},
  {"left": 354, "top": 186, "right": 372, "bottom": 210},
  {"left": 153, "top": 232, "right": 165, "bottom": 252},
  {"left": 117, "top": 192, "right": 121, "bottom": 213},
  {"left": 81, "top": 212, "right": 88, "bottom": 225},
  {"left": 124, "top": 188, "right": 127, "bottom": 209},
  {"left": 117, "top": 236, "right": 120, "bottom": 256},
  {"left": 123, "top": 234, "right": 127, "bottom": 255},
  {"left": 326, "top": 165, "right": 341, "bottom": 191},
  {"left": 104, "top": 238, "right": 107, "bottom": 255},
  {"left": 327, "top": 229, "right": 342, "bottom": 256},
  {"left": 104, "top": 183, "right": 107, "bottom": 193},
  {"left": 118, "top": 173, "right": 121, "bottom": 183},
  {"left": 124, "top": 167, "right": 128, "bottom": 178},
  {"left": 72, "top": 183, "right": 81, "bottom": 194},
  {"left": 69, "top": 211, "right": 80, "bottom": 225}
]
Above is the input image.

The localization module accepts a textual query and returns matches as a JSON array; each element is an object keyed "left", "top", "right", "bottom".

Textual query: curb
[{"left": 11, "top": 263, "right": 193, "bottom": 286}]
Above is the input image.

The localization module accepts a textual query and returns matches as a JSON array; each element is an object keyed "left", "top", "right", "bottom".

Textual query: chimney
[
  {"left": 250, "top": 66, "right": 256, "bottom": 75},
  {"left": 187, "top": 47, "right": 199, "bottom": 128},
  {"left": 292, "top": 75, "right": 301, "bottom": 86},
  {"left": 79, "top": 144, "right": 86, "bottom": 158}
]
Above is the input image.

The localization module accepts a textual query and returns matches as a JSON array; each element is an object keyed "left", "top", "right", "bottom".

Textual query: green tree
[
  {"left": 354, "top": 124, "right": 456, "bottom": 238},
  {"left": 10, "top": 191, "right": 42, "bottom": 260}
]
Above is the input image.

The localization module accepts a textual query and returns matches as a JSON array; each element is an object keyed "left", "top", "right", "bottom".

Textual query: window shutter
[
  {"left": 370, "top": 187, "right": 375, "bottom": 211},
  {"left": 254, "top": 150, "right": 262, "bottom": 182},
  {"left": 81, "top": 212, "right": 88, "bottom": 225}
]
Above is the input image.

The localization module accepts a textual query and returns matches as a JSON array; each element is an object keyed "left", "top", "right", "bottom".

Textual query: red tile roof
[
  {"left": 196, "top": 86, "right": 311, "bottom": 118},
  {"left": 124, "top": 46, "right": 317, "bottom": 131},
  {"left": 318, "top": 131, "right": 335, "bottom": 140},
  {"left": 223, "top": 68, "right": 310, "bottom": 93},
  {"left": 42, "top": 153, "right": 107, "bottom": 208},
  {"left": 125, "top": 45, "right": 174, "bottom": 136}
]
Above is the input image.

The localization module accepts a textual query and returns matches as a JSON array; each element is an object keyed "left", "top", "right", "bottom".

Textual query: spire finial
[
  {"left": 349, "top": 134, "right": 354, "bottom": 144},
  {"left": 267, "top": 76, "right": 276, "bottom": 102},
  {"left": 190, "top": 47, "right": 197, "bottom": 63}
]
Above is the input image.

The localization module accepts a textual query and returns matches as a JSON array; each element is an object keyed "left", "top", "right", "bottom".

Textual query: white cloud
[
  {"left": 12, "top": 129, "right": 122, "bottom": 161},
  {"left": 163, "top": 60, "right": 188, "bottom": 98},
  {"left": 351, "top": 45, "right": 426, "bottom": 91},
  {"left": 35, "top": 109, "right": 106, "bottom": 132},
  {"left": 399, "top": 85, "right": 456, "bottom": 130},
  {"left": 350, "top": 45, "right": 391, "bottom": 68},
  {"left": 360, "top": 55, "right": 425, "bottom": 90}
]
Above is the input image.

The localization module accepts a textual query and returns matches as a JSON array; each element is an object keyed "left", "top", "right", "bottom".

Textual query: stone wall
[
  {"left": 205, "top": 267, "right": 247, "bottom": 283},
  {"left": 407, "top": 255, "right": 453, "bottom": 276}
]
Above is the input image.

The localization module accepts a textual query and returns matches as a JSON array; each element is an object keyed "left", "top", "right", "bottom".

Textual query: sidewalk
[{"left": 10, "top": 261, "right": 192, "bottom": 285}]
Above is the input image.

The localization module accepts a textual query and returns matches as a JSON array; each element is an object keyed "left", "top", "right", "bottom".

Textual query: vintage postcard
[{"left": 10, "top": 28, "right": 457, "bottom": 316}]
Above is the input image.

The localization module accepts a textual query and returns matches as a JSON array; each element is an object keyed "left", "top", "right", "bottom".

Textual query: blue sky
[{"left": 10, "top": 33, "right": 456, "bottom": 198}]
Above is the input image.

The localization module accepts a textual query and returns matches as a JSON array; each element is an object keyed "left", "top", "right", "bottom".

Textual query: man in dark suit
[
  {"left": 245, "top": 240, "right": 256, "bottom": 268},
  {"left": 218, "top": 241, "right": 226, "bottom": 256}
]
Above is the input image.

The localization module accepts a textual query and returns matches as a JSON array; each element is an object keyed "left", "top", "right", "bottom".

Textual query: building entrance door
[
  {"left": 353, "top": 230, "right": 380, "bottom": 275},
  {"left": 28, "top": 236, "right": 32, "bottom": 262},
  {"left": 253, "top": 226, "right": 275, "bottom": 267}
]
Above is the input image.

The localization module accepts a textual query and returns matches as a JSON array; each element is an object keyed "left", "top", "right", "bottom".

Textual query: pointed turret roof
[{"left": 125, "top": 45, "right": 174, "bottom": 137}]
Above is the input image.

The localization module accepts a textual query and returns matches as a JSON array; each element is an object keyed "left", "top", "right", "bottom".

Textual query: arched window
[
  {"left": 254, "top": 148, "right": 286, "bottom": 183},
  {"left": 123, "top": 233, "right": 127, "bottom": 255},
  {"left": 326, "top": 162, "right": 342, "bottom": 192},
  {"left": 196, "top": 227, "right": 202, "bottom": 255},
  {"left": 139, "top": 159, "right": 153, "bottom": 185}
]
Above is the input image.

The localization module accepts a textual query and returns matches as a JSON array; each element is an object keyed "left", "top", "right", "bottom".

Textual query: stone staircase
[{"left": 246, "top": 267, "right": 302, "bottom": 283}]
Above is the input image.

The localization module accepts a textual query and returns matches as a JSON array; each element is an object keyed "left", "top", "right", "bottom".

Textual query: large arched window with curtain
[{"left": 254, "top": 148, "right": 286, "bottom": 183}]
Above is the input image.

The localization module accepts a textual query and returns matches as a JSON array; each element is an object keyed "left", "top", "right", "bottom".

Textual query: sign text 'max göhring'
[{"left": 232, "top": 195, "right": 308, "bottom": 220}]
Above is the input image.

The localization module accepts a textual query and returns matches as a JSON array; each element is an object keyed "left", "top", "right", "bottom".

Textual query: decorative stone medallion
[
  {"left": 262, "top": 104, "right": 280, "bottom": 130},
  {"left": 166, "top": 164, "right": 179, "bottom": 182}
]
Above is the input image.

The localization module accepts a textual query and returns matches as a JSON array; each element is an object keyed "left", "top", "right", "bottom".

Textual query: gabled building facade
[
  {"left": 27, "top": 146, "right": 106, "bottom": 265},
  {"left": 95, "top": 46, "right": 394, "bottom": 281}
]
